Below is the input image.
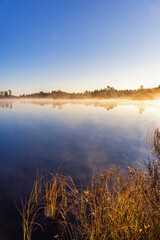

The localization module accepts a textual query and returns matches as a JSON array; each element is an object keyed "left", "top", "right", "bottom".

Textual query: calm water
[{"left": 0, "top": 99, "right": 160, "bottom": 240}]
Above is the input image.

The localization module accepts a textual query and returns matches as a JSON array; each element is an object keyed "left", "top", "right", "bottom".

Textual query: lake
[{"left": 0, "top": 99, "right": 159, "bottom": 240}]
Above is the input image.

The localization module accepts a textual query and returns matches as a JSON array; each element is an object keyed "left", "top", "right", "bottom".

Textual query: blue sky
[{"left": 0, "top": 0, "right": 160, "bottom": 95}]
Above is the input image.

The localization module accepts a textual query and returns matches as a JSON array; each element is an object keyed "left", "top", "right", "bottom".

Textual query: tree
[
  {"left": 8, "top": 90, "right": 12, "bottom": 96},
  {"left": 0, "top": 91, "right": 4, "bottom": 96},
  {"left": 139, "top": 85, "right": 144, "bottom": 90},
  {"left": 4, "top": 91, "right": 8, "bottom": 97}
]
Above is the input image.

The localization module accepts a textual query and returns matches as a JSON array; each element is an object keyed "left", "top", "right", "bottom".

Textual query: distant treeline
[
  {"left": 0, "top": 90, "right": 12, "bottom": 98},
  {"left": 1, "top": 86, "right": 160, "bottom": 100},
  {"left": 19, "top": 85, "right": 160, "bottom": 100}
]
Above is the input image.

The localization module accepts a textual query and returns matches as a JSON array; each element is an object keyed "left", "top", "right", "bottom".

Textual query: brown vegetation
[{"left": 19, "top": 129, "right": 160, "bottom": 240}]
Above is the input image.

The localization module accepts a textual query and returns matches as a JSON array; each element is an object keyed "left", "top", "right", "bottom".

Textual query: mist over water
[{"left": 0, "top": 99, "right": 160, "bottom": 240}]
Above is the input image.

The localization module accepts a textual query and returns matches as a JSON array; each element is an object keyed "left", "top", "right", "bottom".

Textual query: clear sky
[{"left": 0, "top": 0, "right": 160, "bottom": 95}]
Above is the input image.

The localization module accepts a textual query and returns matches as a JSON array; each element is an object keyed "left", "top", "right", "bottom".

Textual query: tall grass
[
  {"left": 18, "top": 173, "right": 43, "bottom": 240},
  {"left": 19, "top": 130, "right": 160, "bottom": 240}
]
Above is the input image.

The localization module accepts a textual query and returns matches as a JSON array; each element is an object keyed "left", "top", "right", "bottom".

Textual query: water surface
[{"left": 0, "top": 99, "right": 160, "bottom": 240}]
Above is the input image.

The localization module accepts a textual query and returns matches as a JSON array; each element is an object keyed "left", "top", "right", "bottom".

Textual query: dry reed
[{"left": 19, "top": 129, "right": 160, "bottom": 240}]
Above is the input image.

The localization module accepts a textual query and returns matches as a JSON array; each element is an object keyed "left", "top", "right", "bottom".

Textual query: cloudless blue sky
[{"left": 0, "top": 0, "right": 160, "bottom": 95}]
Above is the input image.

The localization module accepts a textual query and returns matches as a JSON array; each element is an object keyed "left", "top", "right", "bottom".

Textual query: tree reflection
[
  {"left": 1, "top": 99, "right": 160, "bottom": 115},
  {"left": 0, "top": 101, "right": 12, "bottom": 109}
]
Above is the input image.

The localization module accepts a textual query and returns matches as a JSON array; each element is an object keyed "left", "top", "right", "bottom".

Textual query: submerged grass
[{"left": 19, "top": 130, "right": 160, "bottom": 240}]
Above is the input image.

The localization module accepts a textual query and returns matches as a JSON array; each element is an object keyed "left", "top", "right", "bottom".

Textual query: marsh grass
[
  {"left": 19, "top": 130, "right": 160, "bottom": 240},
  {"left": 17, "top": 173, "right": 44, "bottom": 240}
]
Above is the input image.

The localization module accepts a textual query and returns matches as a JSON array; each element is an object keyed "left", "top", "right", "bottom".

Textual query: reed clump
[
  {"left": 18, "top": 173, "right": 44, "bottom": 240},
  {"left": 20, "top": 130, "right": 160, "bottom": 240}
]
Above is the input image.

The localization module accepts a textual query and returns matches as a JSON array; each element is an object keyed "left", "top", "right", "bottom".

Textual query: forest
[
  {"left": 1, "top": 86, "right": 160, "bottom": 100},
  {"left": 0, "top": 90, "right": 12, "bottom": 98},
  {"left": 19, "top": 85, "right": 160, "bottom": 100}
]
